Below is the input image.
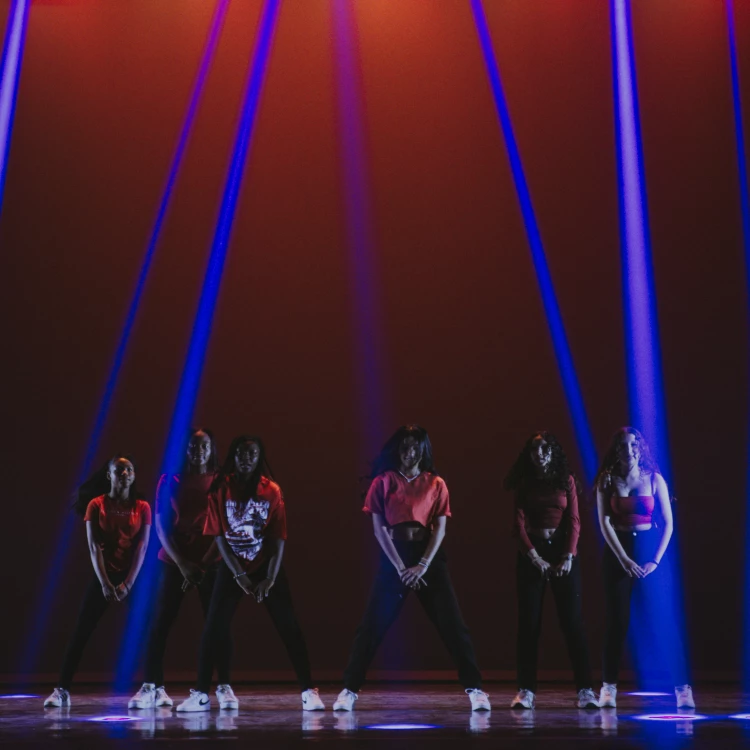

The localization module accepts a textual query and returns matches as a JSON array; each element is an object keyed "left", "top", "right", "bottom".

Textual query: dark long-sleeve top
[{"left": 512, "top": 474, "right": 580, "bottom": 556}]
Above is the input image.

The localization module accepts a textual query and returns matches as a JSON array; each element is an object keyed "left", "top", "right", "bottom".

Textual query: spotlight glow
[
  {"left": 365, "top": 724, "right": 439, "bottom": 730},
  {"left": 729, "top": 714, "right": 750, "bottom": 721},
  {"left": 0, "top": 0, "right": 29, "bottom": 215},
  {"left": 0, "top": 694, "right": 38, "bottom": 699},
  {"left": 632, "top": 714, "right": 708, "bottom": 722},
  {"left": 627, "top": 692, "right": 670, "bottom": 697},
  {"left": 90, "top": 716, "right": 138, "bottom": 723},
  {"left": 470, "top": 0, "right": 597, "bottom": 482}
]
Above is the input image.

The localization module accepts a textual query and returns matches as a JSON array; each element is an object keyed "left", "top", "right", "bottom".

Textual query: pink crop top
[{"left": 609, "top": 495, "right": 655, "bottom": 526}]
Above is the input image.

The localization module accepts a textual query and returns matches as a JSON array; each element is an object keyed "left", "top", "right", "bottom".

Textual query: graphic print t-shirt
[
  {"left": 155, "top": 472, "right": 217, "bottom": 566},
  {"left": 84, "top": 494, "right": 152, "bottom": 573},
  {"left": 203, "top": 475, "right": 287, "bottom": 573}
]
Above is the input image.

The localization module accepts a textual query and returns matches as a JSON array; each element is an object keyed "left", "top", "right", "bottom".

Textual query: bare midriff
[
  {"left": 613, "top": 523, "right": 652, "bottom": 532},
  {"left": 527, "top": 527, "right": 558, "bottom": 540},
  {"left": 389, "top": 521, "right": 428, "bottom": 542}
]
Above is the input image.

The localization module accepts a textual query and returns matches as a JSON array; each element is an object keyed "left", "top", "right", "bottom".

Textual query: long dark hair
[
  {"left": 504, "top": 431, "right": 573, "bottom": 494},
  {"left": 369, "top": 424, "right": 438, "bottom": 479},
  {"left": 182, "top": 426, "right": 220, "bottom": 474},
  {"left": 73, "top": 454, "right": 145, "bottom": 516},
  {"left": 212, "top": 435, "right": 273, "bottom": 498},
  {"left": 595, "top": 426, "right": 659, "bottom": 490}
]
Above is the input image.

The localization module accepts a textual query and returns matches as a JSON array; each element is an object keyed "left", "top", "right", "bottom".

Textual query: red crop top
[
  {"left": 84, "top": 495, "right": 152, "bottom": 573},
  {"left": 363, "top": 471, "right": 451, "bottom": 528},
  {"left": 513, "top": 475, "right": 580, "bottom": 556},
  {"left": 156, "top": 472, "right": 218, "bottom": 567},
  {"left": 609, "top": 495, "right": 655, "bottom": 526}
]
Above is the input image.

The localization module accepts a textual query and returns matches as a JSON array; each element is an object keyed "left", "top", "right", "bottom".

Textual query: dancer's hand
[
  {"left": 553, "top": 556, "right": 573, "bottom": 577},
  {"left": 400, "top": 565, "right": 427, "bottom": 589},
  {"left": 641, "top": 561, "right": 658, "bottom": 576},
  {"left": 254, "top": 578, "right": 275, "bottom": 602},
  {"left": 101, "top": 582, "right": 118, "bottom": 602},
  {"left": 178, "top": 560, "right": 205, "bottom": 588},
  {"left": 235, "top": 572, "right": 254, "bottom": 595},
  {"left": 528, "top": 551, "right": 551, "bottom": 577},
  {"left": 619, "top": 557, "right": 645, "bottom": 578},
  {"left": 115, "top": 582, "right": 131, "bottom": 601}
]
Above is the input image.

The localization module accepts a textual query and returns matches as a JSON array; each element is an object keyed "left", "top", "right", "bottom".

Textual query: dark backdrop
[{"left": 1, "top": 0, "right": 748, "bottom": 682}]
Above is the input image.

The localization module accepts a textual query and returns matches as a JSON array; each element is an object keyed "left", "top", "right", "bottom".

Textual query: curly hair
[
  {"left": 211, "top": 435, "right": 274, "bottom": 499},
  {"left": 504, "top": 431, "right": 572, "bottom": 494},
  {"left": 369, "top": 424, "right": 439, "bottom": 480},
  {"left": 595, "top": 426, "right": 659, "bottom": 490},
  {"left": 72, "top": 454, "right": 145, "bottom": 516}
]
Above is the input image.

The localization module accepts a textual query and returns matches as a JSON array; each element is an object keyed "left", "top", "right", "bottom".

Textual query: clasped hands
[{"left": 399, "top": 564, "right": 428, "bottom": 590}]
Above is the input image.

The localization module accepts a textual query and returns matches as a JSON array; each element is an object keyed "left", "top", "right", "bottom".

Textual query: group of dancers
[{"left": 42, "top": 423, "right": 695, "bottom": 713}]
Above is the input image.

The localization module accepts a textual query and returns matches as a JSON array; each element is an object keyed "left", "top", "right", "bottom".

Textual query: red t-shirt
[
  {"left": 512, "top": 475, "right": 580, "bottom": 556},
  {"left": 363, "top": 471, "right": 451, "bottom": 528},
  {"left": 156, "top": 472, "right": 217, "bottom": 566},
  {"left": 203, "top": 475, "right": 287, "bottom": 574},
  {"left": 84, "top": 495, "right": 152, "bottom": 573}
]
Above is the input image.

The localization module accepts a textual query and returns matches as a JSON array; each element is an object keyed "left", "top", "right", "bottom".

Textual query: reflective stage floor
[{"left": 2, "top": 683, "right": 749, "bottom": 748}]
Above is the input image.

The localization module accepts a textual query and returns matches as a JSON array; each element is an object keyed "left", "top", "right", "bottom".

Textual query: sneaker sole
[
  {"left": 128, "top": 702, "right": 155, "bottom": 709},
  {"left": 332, "top": 705, "right": 353, "bottom": 711},
  {"left": 302, "top": 704, "right": 325, "bottom": 711},
  {"left": 176, "top": 705, "right": 211, "bottom": 713},
  {"left": 219, "top": 703, "right": 239, "bottom": 710},
  {"left": 511, "top": 703, "right": 533, "bottom": 710}
]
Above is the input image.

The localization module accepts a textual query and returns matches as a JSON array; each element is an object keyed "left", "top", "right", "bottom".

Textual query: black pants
[
  {"left": 516, "top": 533, "right": 593, "bottom": 692},
  {"left": 58, "top": 571, "right": 128, "bottom": 690},
  {"left": 342, "top": 540, "right": 482, "bottom": 692},
  {"left": 196, "top": 561, "right": 313, "bottom": 693},
  {"left": 602, "top": 528, "right": 690, "bottom": 685},
  {"left": 142, "top": 561, "right": 223, "bottom": 687}
]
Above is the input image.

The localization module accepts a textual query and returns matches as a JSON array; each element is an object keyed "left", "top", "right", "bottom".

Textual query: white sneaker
[
  {"left": 43, "top": 688, "right": 71, "bottom": 708},
  {"left": 216, "top": 684, "right": 239, "bottom": 710},
  {"left": 466, "top": 688, "right": 491, "bottom": 711},
  {"left": 301, "top": 688, "right": 325, "bottom": 711},
  {"left": 332, "top": 688, "right": 358, "bottom": 711},
  {"left": 128, "top": 683, "right": 155, "bottom": 709},
  {"left": 510, "top": 689, "right": 535, "bottom": 710},
  {"left": 154, "top": 686, "right": 173, "bottom": 707},
  {"left": 675, "top": 684, "right": 695, "bottom": 709},
  {"left": 598, "top": 683, "right": 617, "bottom": 708},
  {"left": 577, "top": 688, "right": 599, "bottom": 709},
  {"left": 175, "top": 690, "right": 211, "bottom": 712}
]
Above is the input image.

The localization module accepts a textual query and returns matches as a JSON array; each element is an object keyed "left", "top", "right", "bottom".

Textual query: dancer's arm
[
  {"left": 86, "top": 520, "right": 117, "bottom": 601},
  {"left": 215, "top": 535, "right": 254, "bottom": 595},
  {"left": 596, "top": 482, "right": 645, "bottom": 579}
]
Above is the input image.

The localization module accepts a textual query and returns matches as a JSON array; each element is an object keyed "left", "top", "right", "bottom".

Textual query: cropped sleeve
[
  {"left": 83, "top": 497, "right": 100, "bottom": 523},
  {"left": 512, "top": 493, "right": 534, "bottom": 553},
  {"left": 362, "top": 476, "right": 386, "bottom": 516},
  {"left": 203, "top": 492, "right": 223, "bottom": 536},
  {"left": 563, "top": 475, "right": 581, "bottom": 556},
  {"left": 266, "top": 490, "right": 288, "bottom": 541},
  {"left": 431, "top": 478, "right": 451, "bottom": 519},
  {"left": 139, "top": 500, "right": 153, "bottom": 526}
]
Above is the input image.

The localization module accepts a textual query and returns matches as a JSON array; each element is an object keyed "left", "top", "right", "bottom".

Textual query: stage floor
[{"left": 2, "top": 683, "right": 749, "bottom": 748}]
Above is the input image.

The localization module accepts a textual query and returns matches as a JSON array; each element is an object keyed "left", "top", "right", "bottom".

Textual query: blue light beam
[
  {"left": 470, "top": 0, "right": 598, "bottom": 482},
  {"left": 115, "top": 0, "right": 282, "bottom": 690},
  {"left": 18, "top": 0, "right": 230, "bottom": 680},
  {"left": 0, "top": 0, "right": 30, "bottom": 216}
]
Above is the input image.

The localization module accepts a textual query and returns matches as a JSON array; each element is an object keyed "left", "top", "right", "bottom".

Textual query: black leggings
[
  {"left": 143, "top": 561, "right": 223, "bottom": 687},
  {"left": 516, "top": 533, "right": 593, "bottom": 692},
  {"left": 58, "top": 571, "right": 128, "bottom": 690},
  {"left": 196, "top": 562, "right": 313, "bottom": 693},
  {"left": 603, "top": 528, "right": 690, "bottom": 685},
  {"left": 342, "top": 540, "right": 482, "bottom": 692}
]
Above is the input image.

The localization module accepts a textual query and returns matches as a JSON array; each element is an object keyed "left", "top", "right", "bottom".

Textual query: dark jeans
[
  {"left": 603, "top": 527, "right": 690, "bottom": 685},
  {"left": 58, "top": 571, "right": 128, "bottom": 690},
  {"left": 196, "top": 561, "right": 312, "bottom": 693},
  {"left": 516, "top": 533, "right": 593, "bottom": 692},
  {"left": 343, "top": 540, "right": 482, "bottom": 692},
  {"left": 143, "top": 561, "right": 223, "bottom": 687}
]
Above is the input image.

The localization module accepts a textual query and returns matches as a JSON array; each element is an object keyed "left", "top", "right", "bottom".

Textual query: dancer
[
  {"left": 595, "top": 427, "right": 694, "bottom": 709},
  {"left": 505, "top": 432, "right": 597, "bottom": 710},
  {"left": 129, "top": 428, "right": 222, "bottom": 709},
  {"left": 333, "top": 424, "right": 490, "bottom": 712},
  {"left": 44, "top": 455, "right": 151, "bottom": 708},
  {"left": 175, "top": 435, "right": 324, "bottom": 712}
]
